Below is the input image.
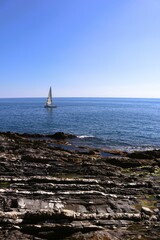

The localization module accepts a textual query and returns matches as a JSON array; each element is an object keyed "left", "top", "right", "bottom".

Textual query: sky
[{"left": 0, "top": 0, "right": 160, "bottom": 98}]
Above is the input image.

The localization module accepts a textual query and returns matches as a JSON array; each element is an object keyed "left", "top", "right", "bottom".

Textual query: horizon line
[{"left": 0, "top": 97, "right": 160, "bottom": 99}]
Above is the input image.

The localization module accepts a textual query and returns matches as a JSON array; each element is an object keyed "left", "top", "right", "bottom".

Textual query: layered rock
[{"left": 0, "top": 132, "right": 159, "bottom": 239}]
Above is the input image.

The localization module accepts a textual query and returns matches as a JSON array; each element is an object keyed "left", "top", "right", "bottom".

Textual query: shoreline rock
[{"left": 0, "top": 132, "right": 159, "bottom": 239}]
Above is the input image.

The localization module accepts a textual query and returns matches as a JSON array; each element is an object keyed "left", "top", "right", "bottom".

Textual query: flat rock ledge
[{"left": 0, "top": 132, "right": 160, "bottom": 240}]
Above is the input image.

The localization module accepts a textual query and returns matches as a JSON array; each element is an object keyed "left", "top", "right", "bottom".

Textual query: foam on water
[{"left": 77, "top": 135, "right": 95, "bottom": 139}]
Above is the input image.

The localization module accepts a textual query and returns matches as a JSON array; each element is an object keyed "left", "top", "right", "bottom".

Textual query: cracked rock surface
[{"left": 0, "top": 132, "right": 160, "bottom": 239}]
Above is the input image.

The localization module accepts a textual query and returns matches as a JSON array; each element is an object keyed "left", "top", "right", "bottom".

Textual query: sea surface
[{"left": 0, "top": 98, "right": 160, "bottom": 151}]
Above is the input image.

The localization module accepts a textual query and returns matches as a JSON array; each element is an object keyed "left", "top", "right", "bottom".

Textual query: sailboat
[{"left": 44, "top": 87, "right": 57, "bottom": 108}]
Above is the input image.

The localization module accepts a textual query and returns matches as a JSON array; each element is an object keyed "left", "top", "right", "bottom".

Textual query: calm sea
[{"left": 0, "top": 98, "right": 160, "bottom": 151}]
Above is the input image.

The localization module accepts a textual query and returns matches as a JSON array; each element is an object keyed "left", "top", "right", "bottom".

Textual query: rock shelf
[{"left": 0, "top": 132, "right": 159, "bottom": 239}]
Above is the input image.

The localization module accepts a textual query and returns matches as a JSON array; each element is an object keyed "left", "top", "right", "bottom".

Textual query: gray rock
[{"left": 0, "top": 132, "right": 159, "bottom": 239}]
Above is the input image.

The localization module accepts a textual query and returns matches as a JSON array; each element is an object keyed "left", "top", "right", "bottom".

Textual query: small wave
[
  {"left": 123, "top": 145, "right": 159, "bottom": 153},
  {"left": 77, "top": 135, "right": 95, "bottom": 139}
]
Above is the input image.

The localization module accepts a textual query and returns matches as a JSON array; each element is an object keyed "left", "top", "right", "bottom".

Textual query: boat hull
[{"left": 44, "top": 105, "right": 57, "bottom": 108}]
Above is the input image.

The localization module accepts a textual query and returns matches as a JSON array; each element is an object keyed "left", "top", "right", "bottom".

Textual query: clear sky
[{"left": 0, "top": 0, "right": 160, "bottom": 98}]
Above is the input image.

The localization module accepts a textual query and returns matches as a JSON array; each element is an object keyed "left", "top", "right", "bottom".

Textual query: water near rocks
[{"left": 0, "top": 97, "right": 160, "bottom": 150}]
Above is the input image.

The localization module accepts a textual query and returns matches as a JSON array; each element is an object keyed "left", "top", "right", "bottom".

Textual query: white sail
[
  {"left": 44, "top": 87, "right": 57, "bottom": 108},
  {"left": 46, "top": 87, "right": 52, "bottom": 106}
]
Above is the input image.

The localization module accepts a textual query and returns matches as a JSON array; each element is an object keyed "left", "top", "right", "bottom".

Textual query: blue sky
[{"left": 0, "top": 0, "right": 160, "bottom": 98}]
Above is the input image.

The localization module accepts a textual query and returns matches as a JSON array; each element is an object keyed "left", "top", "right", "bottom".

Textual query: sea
[{"left": 0, "top": 98, "right": 160, "bottom": 152}]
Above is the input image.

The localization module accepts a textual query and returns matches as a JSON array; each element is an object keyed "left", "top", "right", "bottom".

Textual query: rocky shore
[{"left": 0, "top": 132, "right": 159, "bottom": 240}]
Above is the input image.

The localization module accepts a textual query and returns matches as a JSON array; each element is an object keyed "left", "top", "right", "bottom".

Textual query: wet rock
[
  {"left": 127, "top": 149, "right": 160, "bottom": 160},
  {"left": 50, "top": 132, "right": 76, "bottom": 140}
]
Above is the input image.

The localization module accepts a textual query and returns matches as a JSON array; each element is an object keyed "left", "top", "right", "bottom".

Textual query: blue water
[{"left": 0, "top": 98, "right": 160, "bottom": 151}]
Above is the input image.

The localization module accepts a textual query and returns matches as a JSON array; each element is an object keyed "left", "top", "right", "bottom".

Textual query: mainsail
[
  {"left": 46, "top": 87, "right": 52, "bottom": 106},
  {"left": 44, "top": 87, "right": 57, "bottom": 108}
]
